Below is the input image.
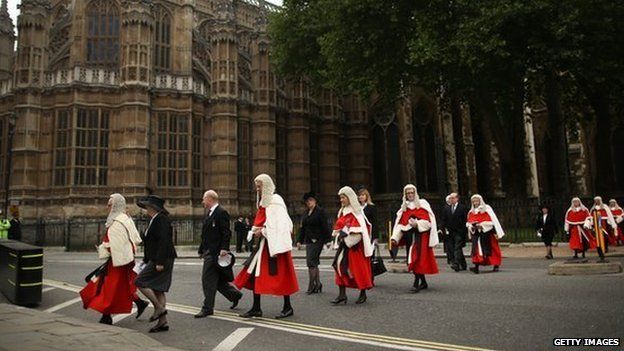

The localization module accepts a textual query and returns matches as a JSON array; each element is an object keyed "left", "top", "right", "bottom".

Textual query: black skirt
[
  {"left": 305, "top": 241, "right": 324, "bottom": 268},
  {"left": 542, "top": 233, "right": 554, "bottom": 246},
  {"left": 135, "top": 259, "right": 175, "bottom": 292}
]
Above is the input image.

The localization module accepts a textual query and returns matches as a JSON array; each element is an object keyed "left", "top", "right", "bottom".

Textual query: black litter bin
[{"left": 0, "top": 239, "right": 43, "bottom": 306}]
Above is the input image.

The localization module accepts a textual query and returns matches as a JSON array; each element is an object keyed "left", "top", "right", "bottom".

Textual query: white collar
[
  {"left": 406, "top": 201, "right": 418, "bottom": 210},
  {"left": 209, "top": 203, "right": 219, "bottom": 213}
]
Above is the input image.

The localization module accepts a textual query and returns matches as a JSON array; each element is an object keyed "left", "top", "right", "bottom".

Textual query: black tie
[{"left": 452, "top": 205, "right": 456, "bottom": 214}]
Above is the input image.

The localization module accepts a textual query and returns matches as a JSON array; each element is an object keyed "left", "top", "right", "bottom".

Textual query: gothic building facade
[{"left": 0, "top": 0, "right": 619, "bottom": 224}]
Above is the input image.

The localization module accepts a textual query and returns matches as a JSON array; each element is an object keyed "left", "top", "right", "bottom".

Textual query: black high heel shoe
[
  {"left": 149, "top": 324, "right": 169, "bottom": 333},
  {"left": 355, "top": 294, "right": 367, "bottom": 305},
  {"left": 275, "top": 308, "right": 294, "bottom": 319},
  {"left": 331, "top": 296, "right": 347, "bottom": 305},
  {"left": 306, "top": 282, "right": 318, "bottom": 295},
  {"left": 239, "top": 309, "right": 263, "bottom": 318},
  {"left": 314, "top": 283, "right": 323, "bottom": 293}
]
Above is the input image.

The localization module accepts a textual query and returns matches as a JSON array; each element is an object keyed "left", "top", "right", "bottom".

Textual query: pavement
[
  {"left": 1, "top": 246, "right": 623, "bottom": 351},
  {"left": 0, "top": 304, "right": 180, "bottom": 351}
]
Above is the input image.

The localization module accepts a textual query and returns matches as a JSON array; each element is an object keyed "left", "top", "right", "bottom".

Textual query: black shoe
[
  {"left": 149, "top": 309, "right": 168, "bottom": 322},
  {"left": 149, "top": 324, "right": 169, "bottom": 333},
  {"left": 135, "top": 299, "right": 148, "bottom": 319},
  {"left": 469, "top": 267, "right": 479, "bottom": 274},
  {"left": 239, "top": 309, "right": 262, "bottom": 318},
  {"left": 492, "top": 266, "right": 500, "bottom": 272},
  {"left": 460, "top": 266, "right": 467, "bottom": 271},
  {"left": 355, "top": 295, "right": 367, "bottom": 304},
  {"left": 451, "top": 265, "right": 460, "bottom": 272},
  {"left": 275, "top": 308, "right": 294, "bottom": 319},
  {"left": 194, "top": 309, "right": 213, "bottom": 318},
  {"left": 313, "top": 283, "right": 323, "bottom": 294},
  {"left": 419, "top": 282, "right": 428, "bottom": 290},
  {"left": 331, "top": 296, "right": 347, "bottom": 305},
  {"left": 410, "top": 285, "right": 421, "bottom": 293},
  {"left": 99, "top": 315, "right": 112, "bottom": 325},
  {"left": 230, "top": 293, "right": 243, "bottom": 310},
  {"left": 306, "top": 283, "right": 318, "bottom": 295}
]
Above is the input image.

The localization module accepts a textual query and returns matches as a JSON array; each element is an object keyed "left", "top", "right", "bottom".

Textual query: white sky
[{"left": 5, "top": 0, "right": 284, "bottom": 35}]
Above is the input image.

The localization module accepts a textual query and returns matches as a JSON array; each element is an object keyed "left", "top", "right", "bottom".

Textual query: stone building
[{"left": 0, "top": 0, "right": 621, "bottom": 228}]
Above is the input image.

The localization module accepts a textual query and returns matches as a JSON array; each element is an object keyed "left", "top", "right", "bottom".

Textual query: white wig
[
  {"left": 106, "top": 193, "right": 126, "bottom": 228},
  {"left": 255, "top": 173, "right": 276, "bottom": 208}
]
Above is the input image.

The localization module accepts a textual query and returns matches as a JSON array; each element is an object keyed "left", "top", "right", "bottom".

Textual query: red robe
[
  {"left": 333, "top": 212, "right": 373, "bottom": 290},
  {"left": 566, "top": 209, "right": 596, "bottom": 251},
  {"left": 233, "top": 207, "right": 299, "bottom": 296},
  {"left": 396, "top": 207, "right": 438, "bottom": 275},
  {"left": 80, "top": 232, "right": 138, "bottom": 315},
  {"left": 467, "top": 211, "right": 502, "bottom": 266},
  {"left": 611, "top": 208, "right": 623, "bottom": 242}
]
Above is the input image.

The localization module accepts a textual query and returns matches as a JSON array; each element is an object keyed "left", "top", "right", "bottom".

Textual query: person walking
[
  {"left": 195, "top": 190, "right": 243, "bottom": 318},
  {"left": 609, "top": 199, "right": 623, "bottom": 245},
  {"left": 440, "top": 193, "right": 468, "bottom": 271},
  {"left": 79, "top": 194, "right": 147, "bottom": 325},
  {"left": 234, "top": 174, "right": 299, "bottom": 319},
  {"left": 235, "top": 216, "right": 248, "bottom": 253},
  {"left": 390, "top": 185, "right": 439, "bottom": 292},
  {"left": 564, "top": 197, "right": 595, "bottom": 259},
  {"left": 297, "top": 191, "right": 331, "bottom": 294},
  {"left": 535, "top": 205, "right": 557, "bottom": 259},
  {"left": 467, "top": 195, "right": 504, "bottom": 274},
  {"left": 331, "top": 186, "right": 374, "bottom": 305},
  {"left": 0, "top": 210, "right": 10, "bottom": 240},
  {"left": 135, "top": 195, "right": 177, "bottom": 333}
]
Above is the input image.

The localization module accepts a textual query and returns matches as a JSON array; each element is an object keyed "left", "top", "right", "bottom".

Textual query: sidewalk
[{"left": 0, "top": 304, "right": 181, "bottom": 351}]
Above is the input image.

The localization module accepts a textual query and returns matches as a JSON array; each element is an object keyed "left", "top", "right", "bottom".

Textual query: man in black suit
[
  {"left": 234, "top": 216, "right": 248, "bottom": 253},
  {"left": 440, "top": 193, "right": 469, "bottom": 271},
  {"left": 195, "top": 190, "right": 243, "bottom": 318}
]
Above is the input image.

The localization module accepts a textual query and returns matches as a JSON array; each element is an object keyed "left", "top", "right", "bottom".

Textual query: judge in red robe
[
  {"left": 467, "top": 195, "right": 504, "bottom": 274},
  {"left": 234, "top": 174, "right": 299, "bottom": 319},
  {"left": 585, "top": 196, "right": 617, "bottom": 256},
  {"left": 390, "top": 184, "right": 439, "bottom": 293},
  {"left": 608, "top": 199, "right": 623, "bottom": 246},
  {"left": 80, "top": 194, "right": 147, "bottom": 325},
  {"left": 331, "top": 186, "right": 374, "bottom": 305},
  {"left": 564, "top": 197, "right": 595, "bottom": 259}
]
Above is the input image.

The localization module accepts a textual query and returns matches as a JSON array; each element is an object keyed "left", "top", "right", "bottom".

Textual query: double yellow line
[{"left": 44, "top": 279, "right": 493, "bottom": 351}]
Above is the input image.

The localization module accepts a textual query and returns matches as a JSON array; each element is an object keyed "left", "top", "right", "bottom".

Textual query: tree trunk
[{"left": 544, "top": 70, "right": 571, "bottom": 198}]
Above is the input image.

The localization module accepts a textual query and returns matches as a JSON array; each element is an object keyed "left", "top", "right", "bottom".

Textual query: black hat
[
  {"left": 137, "top": 195, "right": 168, "bottom": 214},
  {"left": 303, "top": 191, "right": 319, "bottom": 202}
]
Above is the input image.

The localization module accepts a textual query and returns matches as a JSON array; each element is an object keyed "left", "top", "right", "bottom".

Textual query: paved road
[{"left": 4, "top": 251, "right": 623, "bottom": 351}]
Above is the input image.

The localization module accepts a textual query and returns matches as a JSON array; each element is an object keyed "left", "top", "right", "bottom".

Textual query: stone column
[
  {"left": 451, "top": 100, "right": 478, "bottom": 195},
  {"left": 318, "top": 89, "right": 341, "bottom": 210},
  {"left": 524, "top": 107, "right": 540, "bottom": 198},
  {"left": 342, "top": 95, "right": 372, "bottom": 187},
  {"left": 286, "top": 80, "right": 311, "bottom": 205},
  {"left": 437, "top": 95, "right": 459, "bottom": 193}
]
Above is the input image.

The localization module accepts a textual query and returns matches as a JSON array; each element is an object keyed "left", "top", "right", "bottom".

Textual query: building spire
[
  {"left": 0, "top": 0, "right": 14, "bottom": 38},
  {"left": 1, "top": 0, "right": 8, "bottom": 15}
]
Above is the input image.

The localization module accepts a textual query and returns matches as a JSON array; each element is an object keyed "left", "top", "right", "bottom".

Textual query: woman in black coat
[
  {"left": 535, "top": 205, "right": 557, "bottom": 259},
  {"left": 135, "top": 195, "right": 178, "bottom": 333},
  {"left": 297, "top": 192, "right": 331, "bottom": 294}
]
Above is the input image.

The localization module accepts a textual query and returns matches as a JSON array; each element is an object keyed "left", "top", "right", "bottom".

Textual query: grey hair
[{"left": 203, "top": 190, "right": 219, "bottom": 201}]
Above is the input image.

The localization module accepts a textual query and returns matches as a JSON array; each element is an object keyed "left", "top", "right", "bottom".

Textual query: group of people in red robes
[{"left": 565, "top": 196, "right": 622, "bottom": 259}]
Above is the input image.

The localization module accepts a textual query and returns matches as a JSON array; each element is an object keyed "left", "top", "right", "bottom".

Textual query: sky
[{"left": 6, "top": 0, "right": 284, "bottom": 30}]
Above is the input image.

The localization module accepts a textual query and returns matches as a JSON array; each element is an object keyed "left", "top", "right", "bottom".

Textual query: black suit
[
  {"left": 8, "top": 219, "right": 21, "bottom": 241},
  {"left": 142, "top": 214, "right": 177, "bottom": 265},
  {"left": 440, "top": 202, "right": 468, "bottom": 270},
  {"left": 535, "top": 213, "right": 557, "bottom": 246},
  {"left": 363, "top": 204, "right": 378, "bottom": 242},
  {"left": 198, "top": 205, "right": 241, "bottom": 313},
  {"left": 234, "top": 219, "right": 250, "bottom": 252}
]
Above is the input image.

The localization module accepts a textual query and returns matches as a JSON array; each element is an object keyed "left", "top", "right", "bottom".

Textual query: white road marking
[
  {"left": 46, "top": 259, "right": 335, "bottom": 271},
  {"left": 112, "top": 307, "right": 137, "bottom": 324},
  {"left": 42, "top": 287, "right": 56, "bottom": 293},
  {"left": 212, "top": 327, "right": 254, "bottom": 351},
  {"left": 43, "top": 279, "right": 489, "bottom": 351},
  {"left": 44, "top": 297, "right": 82, "bottom": 313}
]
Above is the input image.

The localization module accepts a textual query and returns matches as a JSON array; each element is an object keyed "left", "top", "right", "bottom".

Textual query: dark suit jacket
[
  {"left": 199, "top": 205, "right": 232, "bottom": 258},
  {"left": 234, "top": 220, "right": 249, "bottom": 236},
  {"left": 535, "top": 213, "right": 558, "bottom": 236},
  {"left": 142, "top": 213, "right": 177, "bottom": 265},
  {"left": 363, "top": 204, "right": 378, "bottom": 241},
  {"left": 440, "top": 203, "right": 468, "bottom": 235},
  {"left": 8, "top": 219, "right": 21, "bottom": 241},
  {"left": 298, "top": 206, "right": 331, "bottom": 244}
]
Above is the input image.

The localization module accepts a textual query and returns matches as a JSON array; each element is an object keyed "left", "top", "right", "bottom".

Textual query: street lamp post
[{"left": 3, "top": 112, "right": 15, "bottom": 218}]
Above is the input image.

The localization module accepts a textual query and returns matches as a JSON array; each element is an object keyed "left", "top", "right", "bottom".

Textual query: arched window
[
  {"left": 372, "top": 112, "right": 403, "bottom": 194},
  {"left": 86, "top": 0, "right": 120, "bottom": 68},
  {"left": 153, "top": 6, "right": 171, "bottom": 73},
  {"left": 412, "top": 101, "right": 439, "bottom": 192}
]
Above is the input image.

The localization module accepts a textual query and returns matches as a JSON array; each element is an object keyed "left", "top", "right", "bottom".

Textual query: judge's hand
[
  {"left": 296, "top": 242, "right": 302, "bottom": 249},
  {"left": 253, "top": 229, "right": 263, "bottom": 238},
  {"left": 390, "top": 239, "right": 398, "bottom": 246},
  {"left": 219, "top": 250, "right": 228, "bottom": 257},
  {"left": 155, "top": 265, "right": 164, "bottom": 272}
]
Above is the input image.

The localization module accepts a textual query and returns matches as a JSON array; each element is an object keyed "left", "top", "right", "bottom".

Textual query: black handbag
[{"left": 371, "top": 245, "right": 387, "bottom": 276}]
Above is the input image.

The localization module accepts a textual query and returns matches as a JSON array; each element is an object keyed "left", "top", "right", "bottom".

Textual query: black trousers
[
  {"left": 449, "top": 230, "right": 467, "bottom": 269},
  {"left": 201, "top": 255, "right": 241, "bottom": 312},
  {"left": 236, "top": 231, "right": 247, "bottom": 252}
]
